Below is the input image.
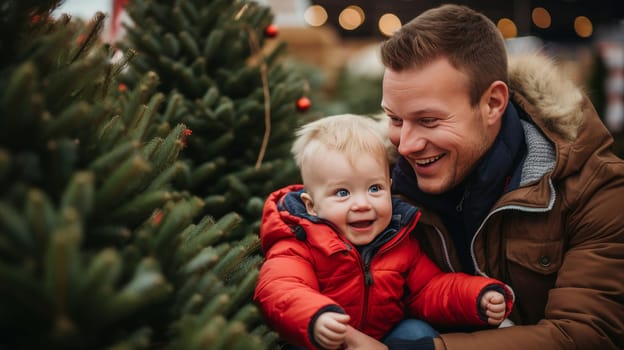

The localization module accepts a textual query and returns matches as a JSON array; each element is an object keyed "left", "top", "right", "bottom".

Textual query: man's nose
[{"left": 397, "top": 124, "right": 426, "bottom": 156}]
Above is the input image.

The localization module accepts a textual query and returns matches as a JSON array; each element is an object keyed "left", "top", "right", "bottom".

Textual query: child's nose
[{"left": 351, "top": 194, "right": 372, "bottom": 211}]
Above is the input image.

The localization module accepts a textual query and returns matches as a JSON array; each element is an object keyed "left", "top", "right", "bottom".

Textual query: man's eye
[
  {"left": 388, "top": 116, "right": 403, "bottom": 126},
  {"left": 336, "top": 189, "right": 349, "bottom": 197},
  {"left": 420, "top": 117, "right": 438, "bottom": 126},
  {"left": 369, "top": 185, "right": 380, "bottom": 193}
]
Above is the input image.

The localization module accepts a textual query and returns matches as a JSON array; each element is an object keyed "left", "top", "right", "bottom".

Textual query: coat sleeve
[
  {"left": 445, "top": 190, "right": 622, "bottom": 347},
  {"left": 254, "top": 237, "right": 344, "bottom": 349},
  {"left": 404, "top": 240, "right": 513, "bottom": 327},
  {"left": 436, "top": 155, "right": 624, "bottom": 348}
]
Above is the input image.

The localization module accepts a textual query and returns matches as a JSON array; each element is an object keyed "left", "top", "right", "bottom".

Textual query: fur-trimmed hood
[
  {"left": 508, "top": 53, "right": 586, "bottom": 142},
  {"left": 508, "top": 52, "right": 617, "bottom": 181}
]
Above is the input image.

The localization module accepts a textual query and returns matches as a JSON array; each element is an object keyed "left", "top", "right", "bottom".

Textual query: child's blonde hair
[{"left": 291, "top": 114, "right": 389, "bottom": 173}]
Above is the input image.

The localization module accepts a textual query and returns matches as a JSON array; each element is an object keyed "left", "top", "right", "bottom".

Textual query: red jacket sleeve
[
  {"left": 404, "top": 240, "right": 513, "bottom": 326},
  {"left": 254, "top": 238, "right": 343, "bottom": 349}
]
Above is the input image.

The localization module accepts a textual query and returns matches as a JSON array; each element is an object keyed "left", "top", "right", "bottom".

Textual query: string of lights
[{"left": 304, "top": 1, "right": 624, "bottom": 41}]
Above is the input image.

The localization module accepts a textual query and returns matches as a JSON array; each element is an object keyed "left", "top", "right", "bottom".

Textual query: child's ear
[{"left": 300, "top": 192, "right": 317, "bottom": 216}]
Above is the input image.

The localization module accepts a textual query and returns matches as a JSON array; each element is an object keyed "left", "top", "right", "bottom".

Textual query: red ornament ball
[
  {"left": 264, "top": 24, "right": 279, "bottom": 38},
  {"left": 296, "top": 97, "right": 311, "bottom": 112}
]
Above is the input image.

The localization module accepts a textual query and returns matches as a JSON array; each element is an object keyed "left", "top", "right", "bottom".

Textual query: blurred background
[
  {"left": 2, "top": 2, "right": 621, "bottom": 348},
  {"left": 57, "top": 0, "right": 624, "bottom": 144}
]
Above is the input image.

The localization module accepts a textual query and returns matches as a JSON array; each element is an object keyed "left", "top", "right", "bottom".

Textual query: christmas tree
[
  {"left": 0, "top": 0, "right": 293, "bottom": 348},
  {"left": 119, "top": 0, "right": 313, "bottom": 229}
]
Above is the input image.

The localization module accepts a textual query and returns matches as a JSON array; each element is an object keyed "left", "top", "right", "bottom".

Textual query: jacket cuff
[
  {"left": 386, "top": 337, "right": 435, "bottom": 350},
  {"left": 308, "top": 304, "right": 346, "bottom": 349}
]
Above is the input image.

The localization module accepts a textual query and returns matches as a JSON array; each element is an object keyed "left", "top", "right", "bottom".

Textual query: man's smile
[{"left": 414, "top": 154, "right": 444, "bottom": 166}]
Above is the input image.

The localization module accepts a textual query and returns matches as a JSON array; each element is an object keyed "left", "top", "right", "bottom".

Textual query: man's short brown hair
[{"left": 380, "top": 4, "right": 508, "bottom": 106}]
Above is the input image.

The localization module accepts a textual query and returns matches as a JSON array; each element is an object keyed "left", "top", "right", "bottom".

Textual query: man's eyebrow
[{"left": 380, "top": 103, "right": 393, "bottom": 114}]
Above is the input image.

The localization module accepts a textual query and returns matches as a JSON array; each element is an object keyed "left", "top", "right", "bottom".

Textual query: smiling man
[
  {"left": 343, "top": 4, "right": 624, "bottom": 350},
  {"left": 383, "top": 56, "right": 501, "bottom": 196}
]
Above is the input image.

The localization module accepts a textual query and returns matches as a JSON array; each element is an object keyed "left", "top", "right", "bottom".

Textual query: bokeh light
[
  {"left": 532, "top": 7, "right": 551, "bottom": 29},
  {"left": 497, "top": 18, "right": 518, "bottom": 38},
  {"left": 379, "top": 13, "right": 402, "bottom": 36},
  {"left": 574, "top": 16, "right": 593, "bottom": 38},
  {"left": 338, "top": 5, "right": 365, "bottom": 30},
  {"left": 304, "top": 5, "right": 328, "bottom": 27}
]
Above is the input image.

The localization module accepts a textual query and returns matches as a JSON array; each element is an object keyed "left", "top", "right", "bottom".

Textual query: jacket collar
[
  {"left": 392, "top": 101, "right": 526, "bottom": 223},
  {"left": 392, "top": 103, "right": 527, "bottom": 273},
  {"left": 268, "top": 188, "right": 419, "bottom": 256}
]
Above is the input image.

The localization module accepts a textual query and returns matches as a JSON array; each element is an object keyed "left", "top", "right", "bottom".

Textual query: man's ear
[
  {"left": 481, "top": 80, "right": 508, "bottom": 126},
  {"left": 300, "top": 192, "right": 317, "bottom": 216}
]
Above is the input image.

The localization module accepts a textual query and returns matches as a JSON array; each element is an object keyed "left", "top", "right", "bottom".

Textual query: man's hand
[
  {"left": 343, "top": 324, "right": 445, "bottom": 350},
  {"left": 313, "top": 312, "right": 351, "bottom": 349},
  {"left": 480, "top": 290, "right": 507, "bottom": 326},
  {"left": 343, "top": 325, "right": 388, "bottom": 350}
]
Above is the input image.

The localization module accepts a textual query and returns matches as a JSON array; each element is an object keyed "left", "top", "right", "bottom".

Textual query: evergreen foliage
[
  {"left": 119, "top": 0, "right": 312, "bottom": 227},
  {"left": 0, "top": 0, "right": 284, "bottom": 348},
  {"left": 0, "top": 0, "right": 63, "bottom": 67}
]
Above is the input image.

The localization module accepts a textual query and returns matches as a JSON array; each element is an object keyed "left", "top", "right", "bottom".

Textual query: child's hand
[
  {"left": 313, "top": 312, "right": 351, "bottom": 349},
  {"left": 480, "top": 290, "right": 507, "bottom": 326}
]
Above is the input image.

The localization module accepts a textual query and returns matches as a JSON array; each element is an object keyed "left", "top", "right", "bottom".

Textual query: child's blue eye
[
  {"left": 336, "top": 189, "right": 349, "bottom": 197},
  {"left": 369, "top": 185, "right": 380, "bottom": 193}
]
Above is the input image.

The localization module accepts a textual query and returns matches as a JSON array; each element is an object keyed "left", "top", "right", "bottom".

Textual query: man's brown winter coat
[{"left": 398, "top": 54, "right": 624, "bottom": 349}]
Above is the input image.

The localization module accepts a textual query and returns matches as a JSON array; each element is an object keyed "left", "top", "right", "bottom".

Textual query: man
[{"left": 347, "top": 4, "right": 624, "bottom": 350}]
